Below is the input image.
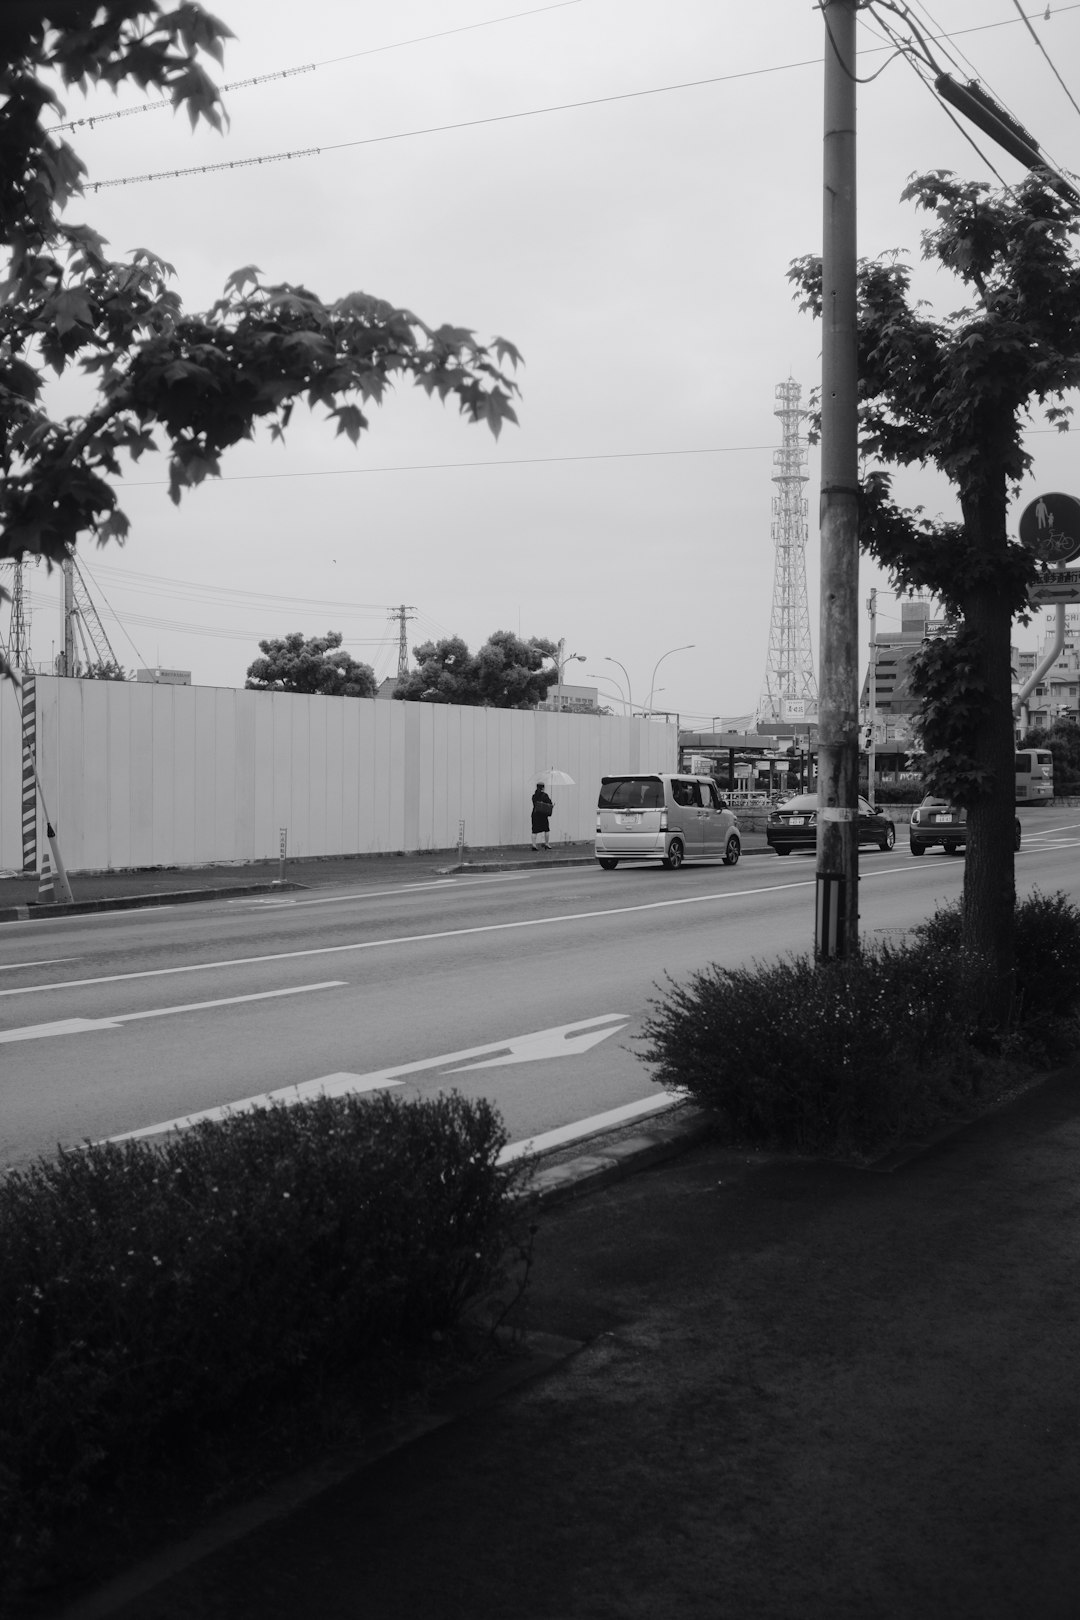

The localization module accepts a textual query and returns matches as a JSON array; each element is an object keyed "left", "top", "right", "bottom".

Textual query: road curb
[{"left": 0, "top": 881, "right": 308, "bottom": 923}]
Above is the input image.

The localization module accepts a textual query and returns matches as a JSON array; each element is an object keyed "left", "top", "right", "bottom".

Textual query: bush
[
  {"left": 0, "top": 1091, "right": 528, "bottom": 1586},
  {"left": 640, "top": 891, "right": 1080, "bottom": 1160},
  {"left": 914, "top": 888, "right": 1080, "bottom": 1023},
  {"left": 639, "top": 944, "right": 989, "bottom": 1160}
]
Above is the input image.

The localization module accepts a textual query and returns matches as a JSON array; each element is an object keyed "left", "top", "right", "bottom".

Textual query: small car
[
  {"left": 909, "top": 797, "right": 1022, "bottom": 856},
  {"left": 595, "top": 773, "right": 741, "bottom": 870},
  {"left": 766, "top": 793, "right": 896, "bottom": 856}
]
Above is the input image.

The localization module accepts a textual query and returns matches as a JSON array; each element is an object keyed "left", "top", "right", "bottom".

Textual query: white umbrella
[{"left": 544, "top": 769, "right": 575, "bottom": 787}]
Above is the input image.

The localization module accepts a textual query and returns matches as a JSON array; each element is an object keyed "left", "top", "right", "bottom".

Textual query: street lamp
[
  {"left": 587, "top": 672, "right": 629, "bottom": 714},
  {"left": 646, "top": 644, "right": 694, "bottom": 713},
  {"left": 604, "top": 656, "right": 633, "bottom": 714}
]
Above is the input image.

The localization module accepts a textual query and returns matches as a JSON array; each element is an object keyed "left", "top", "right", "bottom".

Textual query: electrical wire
[
  {"left": 76, "top": 554, "right": 149, "bottom": 670},
  {"left": 112, "top": 442, "right": 780, "bottom": 491},
  {"left": 84, "top": 59, "right": 827, "bottom": 191},
  {"left": 864, "top": 2, "right": 1015, "bottom": 189},
  {"left": 53, "top": 2, "right": 584, "bottom": 132},
  {"left": 75, "top": 5, "right": 1080, "bottom": 194},
  {"left": 1009, "top": 0, "right": 1080, "bottom": 122}
]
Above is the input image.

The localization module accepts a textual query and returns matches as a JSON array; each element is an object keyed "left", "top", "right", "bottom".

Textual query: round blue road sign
[{"left": 1019, "top": 492, "right": 1080, "bottom": 563}]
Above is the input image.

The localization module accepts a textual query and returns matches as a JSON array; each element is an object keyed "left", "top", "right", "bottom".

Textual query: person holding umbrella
[{"left": 531, "top": 781, "right": 554, "bottom": 851}]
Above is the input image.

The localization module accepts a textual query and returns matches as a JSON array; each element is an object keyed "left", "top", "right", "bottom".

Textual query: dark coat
[{"left": 531, "top": 788, "right": 553, "bottom": 833}]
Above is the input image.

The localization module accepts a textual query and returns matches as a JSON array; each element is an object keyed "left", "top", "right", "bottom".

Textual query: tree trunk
[{"left": 959, "top": 472, "right": 1017, "bottom": 1022}]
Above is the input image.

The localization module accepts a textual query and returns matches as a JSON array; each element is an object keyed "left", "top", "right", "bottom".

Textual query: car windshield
[
  {"left": 778, "top": 795, "right": 816, "bottom": 812},
  {"left": 598, "top": 778, "right": 663, "bottom": 810}
]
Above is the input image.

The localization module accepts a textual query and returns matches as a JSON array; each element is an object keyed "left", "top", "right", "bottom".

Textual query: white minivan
[{"left": 595, "top": 774, "right": 741, "bottom": 870}]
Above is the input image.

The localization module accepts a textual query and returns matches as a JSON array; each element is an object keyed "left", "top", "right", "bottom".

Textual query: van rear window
[{"left": 598, "top": 778, "right": 663, "bottom": 810}]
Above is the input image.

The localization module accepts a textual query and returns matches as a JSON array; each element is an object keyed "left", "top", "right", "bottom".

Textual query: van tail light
[{"left": 659, "top": 811, "right": 668, "bottom": 831}]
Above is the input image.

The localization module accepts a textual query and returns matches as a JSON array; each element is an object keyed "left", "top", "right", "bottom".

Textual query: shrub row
[
  {"left": 0, "top": 1090, "right": 527, "bottom": 1585},
  {"left": 640, "top": 889, "right": 1080, "bottom": 1161}
]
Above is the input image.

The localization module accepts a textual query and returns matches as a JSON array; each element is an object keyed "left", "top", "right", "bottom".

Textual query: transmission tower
[
  {"left": 1, "top": 561, "right": 33, "bottom": 672},
  {"left": 758, "top": 378, "right": 818, "bottom": 726},
  {"left": 389, "top": 604, "right": 417, "bottom": 676}
]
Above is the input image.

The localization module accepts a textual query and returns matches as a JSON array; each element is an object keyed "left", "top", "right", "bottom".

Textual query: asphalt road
[{"left": 3, "top": 809, "right": 1079, "bottom": 1169}]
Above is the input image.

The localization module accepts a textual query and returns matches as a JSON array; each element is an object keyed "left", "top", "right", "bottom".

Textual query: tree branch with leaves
[{"left": 0, "top": 2, "right": 521, "bottom": 671}]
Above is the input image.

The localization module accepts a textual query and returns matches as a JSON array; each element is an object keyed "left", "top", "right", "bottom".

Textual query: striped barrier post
[{"left": 21, "top": 674, "right": 36, "bottom": 875}]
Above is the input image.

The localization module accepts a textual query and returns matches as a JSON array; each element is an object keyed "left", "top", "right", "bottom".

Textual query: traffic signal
[{"left": 862, "top": 726, "right": 873, "bottom": 751}]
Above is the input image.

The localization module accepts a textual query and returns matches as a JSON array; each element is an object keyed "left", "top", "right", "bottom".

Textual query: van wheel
[
  {"left": 723, "top": 836, "right": 740, "bottom": 866},
  {"left": 662, "top": 838, "right": 684, "bottom": 870},
  {"left": 598, "top": 858, "right": 618, "bottom": 871}
]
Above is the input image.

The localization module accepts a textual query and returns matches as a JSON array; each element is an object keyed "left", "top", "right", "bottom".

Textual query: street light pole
[
  {"left": 586, "top": 673, "right": 629, "bottom": 713},
  {"left": 604, "top": 656, "right": 633, "bottom": 715},
  {"left": 817, "top": 0, "right": 859, "bottom": 959},
  {"left": 646, "top": 645, "right": 694, "bottom": 713}
]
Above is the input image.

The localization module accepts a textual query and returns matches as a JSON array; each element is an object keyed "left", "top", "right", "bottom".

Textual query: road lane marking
[
  {"left": 106, "top": 1015, "right": 629, "bottom": 1142},
  {"left": 241, "top": 874, "right": 529, "bottom": 908},
  {"left": 0, "top": 880, "right": 821, "bottom": 999},
  {"left": 0, "top": 981, "right": 346, "bottom": 1044},
  {"left": 498, "top": 1092, "right": 681, "bottom": 1163},
  {"left": 0, "top": 958, "right": 77, "bottom": 970}
]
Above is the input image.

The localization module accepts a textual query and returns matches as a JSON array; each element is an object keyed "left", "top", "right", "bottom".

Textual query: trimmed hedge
[
  {"left": 0, "top": 1090, "right": 528, "bottom": 1585},
  {"left": 640, "top": 890, "right": 1080, "bottom": 1160}
]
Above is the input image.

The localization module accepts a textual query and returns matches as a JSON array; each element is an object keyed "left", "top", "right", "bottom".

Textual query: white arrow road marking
[
  {"left": 445, "top": 1018, "right": 628, "bottom": 1072},
  {"left": 107, "top": 1014, "right": 630, "bottom": 1143},
  {"left": 0, "top": 981, "right": 346, "bottom": 1044}
]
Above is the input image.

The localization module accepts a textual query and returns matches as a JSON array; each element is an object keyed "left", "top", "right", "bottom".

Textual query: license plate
[{"left": 789, "top": 816, "right": 806, "bottom": 825}]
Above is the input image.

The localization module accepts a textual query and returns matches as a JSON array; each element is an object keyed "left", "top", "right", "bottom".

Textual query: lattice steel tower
[{"left": 758, "top": 378, "right": 817, "bottom": 725}]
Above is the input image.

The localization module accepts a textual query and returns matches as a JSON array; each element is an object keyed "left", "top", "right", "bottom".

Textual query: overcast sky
[{"left": 21, "top": 0, "right": 1080, "bottom": 722}]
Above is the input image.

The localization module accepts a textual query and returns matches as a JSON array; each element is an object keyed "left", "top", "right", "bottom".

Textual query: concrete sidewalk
[{"left": 52, "top": 1065, "right": 1080, "bottom": 1620}]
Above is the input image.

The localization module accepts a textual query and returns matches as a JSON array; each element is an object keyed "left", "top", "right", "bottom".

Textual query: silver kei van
[{"left": 595, "top": 774, "right": 741, "bottom": 870}]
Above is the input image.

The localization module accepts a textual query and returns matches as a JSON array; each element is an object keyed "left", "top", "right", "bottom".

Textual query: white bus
[{"left": 1015, "top": 748, "right": 1054, "bottom": 803}]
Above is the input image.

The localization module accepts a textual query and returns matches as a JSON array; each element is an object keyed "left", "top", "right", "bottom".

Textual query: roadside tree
[
  {"left": 0, "top": 3, "right": 521, "bottom": 676},
  {"left": 395, "top": 631, "right": 558, "bottom": 708},
  {"left": 790, "top": 170, "right": 1080, "bottom": 1014},
  {"left": 245, "top": 631, "right": 376, "bottom": 697},
  {"left": 1019, "top": 717, "right": 1080, "bottom": 796}
]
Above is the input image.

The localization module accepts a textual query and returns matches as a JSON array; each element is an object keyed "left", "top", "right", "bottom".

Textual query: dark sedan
[
  {"left": 909, "top": 797, "right": 1022, "bottom": 856},
  {"left": 766, "top": 793, "right": 896, "bottom": 856}
]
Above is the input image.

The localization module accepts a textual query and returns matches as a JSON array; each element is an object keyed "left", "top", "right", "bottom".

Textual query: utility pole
[
  {"left": 62, "top": 558, "right": 75, "bottom": 676},
  {"left": 816, "top": 0, "right": 860, "bottom": 958}
]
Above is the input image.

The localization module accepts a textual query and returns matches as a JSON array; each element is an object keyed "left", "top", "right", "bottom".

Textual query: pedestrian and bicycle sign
[
  {"left": 1020, "top": 493, "right": 1080, "bottom": 605},
  {"left": 1019, "top": 492, "right": 1080, "bottom": 564}
]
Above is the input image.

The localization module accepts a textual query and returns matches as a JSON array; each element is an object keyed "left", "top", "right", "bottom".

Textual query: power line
[
  {"left": 84, "top": 3, "right": 1080, "bottom": 194},
  {"left": 84, "top": 60, "right": 825, "bottom": 190},
  {"left": 1009, "top": 0, "right": 1080, "bottom": 122},
  {"left": 54, "top": 2, "right": 583, "bottom": 132},
  {"left": 115, "top": 442, "right": 781, "bottom": 490}
]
